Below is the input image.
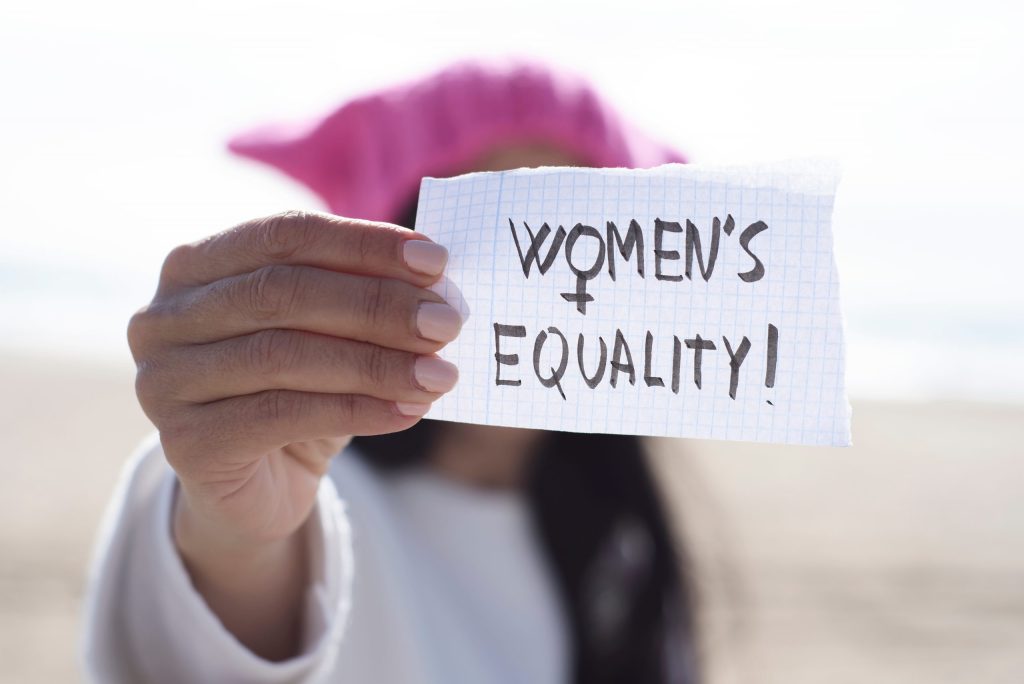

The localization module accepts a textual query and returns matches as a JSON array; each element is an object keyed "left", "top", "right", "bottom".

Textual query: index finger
[{"left": 159, "top": 210, "right": 447, "bottom": 293}]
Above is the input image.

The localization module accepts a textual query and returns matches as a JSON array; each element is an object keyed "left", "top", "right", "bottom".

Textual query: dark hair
[{"left": 350, "top": 201, "right": 701, "bottom": 683}]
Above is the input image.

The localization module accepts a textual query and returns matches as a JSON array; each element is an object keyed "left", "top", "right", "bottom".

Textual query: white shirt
[{"left": 81, "top": 433, "right": 570, "bottom": 684}]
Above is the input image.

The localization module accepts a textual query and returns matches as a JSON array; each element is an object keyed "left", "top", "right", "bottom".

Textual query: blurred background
[{"left": 1, "top": 0, "right": 1021, "bottom": 682}]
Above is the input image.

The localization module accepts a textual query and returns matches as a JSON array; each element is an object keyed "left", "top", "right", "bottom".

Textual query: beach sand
[{"left": 1, "top": 351, "right": 1021, "bottom": 683}]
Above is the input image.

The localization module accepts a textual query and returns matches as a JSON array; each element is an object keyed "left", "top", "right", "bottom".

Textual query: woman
[{"left": 82, "top": 61, "right": 699, "bottom": 683}]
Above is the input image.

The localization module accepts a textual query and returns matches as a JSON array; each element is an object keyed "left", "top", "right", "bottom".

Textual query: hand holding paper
[{"left": 417, "top": 161, "right": 850, "bottom": 446}]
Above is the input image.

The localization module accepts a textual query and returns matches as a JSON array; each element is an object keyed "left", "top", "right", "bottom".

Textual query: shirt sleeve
[{"left": 79, "top": 433, "right": 354, "bottom": 684}]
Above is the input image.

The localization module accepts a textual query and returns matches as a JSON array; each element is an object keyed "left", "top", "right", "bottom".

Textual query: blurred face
[{"left": 427, "top": 143, "right": 584, "bottom": 487}]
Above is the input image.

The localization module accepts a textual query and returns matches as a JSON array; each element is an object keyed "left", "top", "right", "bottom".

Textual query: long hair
[{"left": 350, "top": 203, "right": 701, "bottom": 684}]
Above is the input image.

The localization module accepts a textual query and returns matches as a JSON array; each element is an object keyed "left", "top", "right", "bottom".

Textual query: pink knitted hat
[{"left": 228, "top": 61, "right": 686, "bottom": 223}]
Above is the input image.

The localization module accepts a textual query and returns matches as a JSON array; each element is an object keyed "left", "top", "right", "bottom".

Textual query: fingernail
[
  {"left": 396, "top": 401, "right": 431, "bottom": 417},
  {"left": 414, "top": 356, "right": 459, "bottom": 393},
  {"left": 416, "top": 302, "right": 463, "bottom": 342},
  {"left": 403, "top": 241, "right": 448, "bottom": 276}
]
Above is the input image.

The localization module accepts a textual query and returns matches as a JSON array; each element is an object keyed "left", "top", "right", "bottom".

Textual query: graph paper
[{"left": 416, "top": 160, "right": 850, "bottom": 447}]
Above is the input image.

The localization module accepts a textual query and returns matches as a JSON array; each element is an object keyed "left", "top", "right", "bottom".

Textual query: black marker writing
[
  {"left": 654, "top": 219, "right": 683, "bottom": 282},
  {"left": 644, "top": 331, "right": 665, "bottom": 388},
  {"left": 493, "top": 323, "right": 526, "bottom": 386},
  {"left": 610, "top": 329, "right": 637, "bottom": 388},
  {"left": 559, "top": 224, "right": 604, "bottom": 315},
  {"left": 684, "top": 217, "right": 722, "bottom": 281},
  {"left": 722, "top": 334, "right": 752, "bottom": 400},
  {"left": 671, "top": 336, "right": 682, "bottom": 394},
  {"left": 607, "top": 219, "right": 645, "bottom": 279},
  {"left": 684, "top": 335, "right": 717, "bottom": 390},
  {"left": 508, "top": 216, "right": 769, "bottom": 315},
  {"left": 577, "top": 333, "right": 607, "bottom": 389},
  {"left": 765, "top": 323, "right": 778, "bottom": 387},
  {"left": 533, "top": 326, "right": 569, "bottom": 400},
  {"left": 493, "top": 324, "right": 780, "bottom": 402},
  {"left": 510, "top": 219, "right": 565, "bottom": 277},
  {"left": 738, "top": 220, "right": 769, "bottom": 282}
]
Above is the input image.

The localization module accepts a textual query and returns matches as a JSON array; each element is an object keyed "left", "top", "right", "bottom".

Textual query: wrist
[
  {"left": 172, "top": 480, "right": 300, "bottom": 570},
  {"left": 170, "top": 479, "right": 311, "bottom": 661}
]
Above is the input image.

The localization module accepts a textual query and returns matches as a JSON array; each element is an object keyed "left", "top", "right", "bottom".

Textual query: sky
[{"left": 1, "top": 0, "right": 1022, "bottom": 401}]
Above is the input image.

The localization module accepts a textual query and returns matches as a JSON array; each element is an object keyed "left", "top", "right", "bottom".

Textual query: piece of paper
[{"left": 415, "top": 160, "right": 850, "bottom": 446}]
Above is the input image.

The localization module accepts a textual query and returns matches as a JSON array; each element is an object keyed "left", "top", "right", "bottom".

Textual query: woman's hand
[{"left": 127, "top": 210, "right": 461, "bottom": 658}]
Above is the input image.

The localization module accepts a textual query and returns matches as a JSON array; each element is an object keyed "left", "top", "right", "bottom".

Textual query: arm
[
  {"left": 81, "top": 436, "right": 353, "bottom": 684},
  {"left": 172, "top": 487, "right": 312, "bottom": 661},
  {"left": 87, "top": 211, "right": 461, "bottom": 674}
]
